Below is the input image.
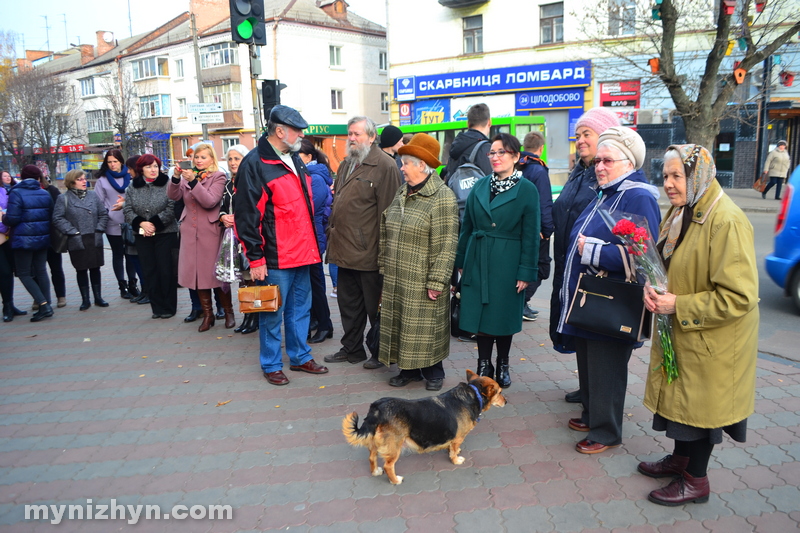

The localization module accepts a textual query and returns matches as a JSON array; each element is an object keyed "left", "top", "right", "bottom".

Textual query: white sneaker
[{"left": 330, "top": 287, "right": 337, "bottom": 298}]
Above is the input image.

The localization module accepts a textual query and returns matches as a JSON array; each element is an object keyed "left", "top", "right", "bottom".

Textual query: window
[
  {"left": 139, "top": 94, "right": 171, "bottom": 118},
  {"left": 331, "top": 89, "right": 344, "bottom": 110},
  {"left": 86, "top": 109, "right": 112, "bottom": 132},
  {"left": 80, "top": 78, "right": 95, "bottom": 97},
  {"left": 200, "top": 43, "right": 239, "bottom": 69},
  {"left": 175, "top": 59, "right": 184, "bottom": 79},
  {"left": 540, "top": 3, "right": 564, "bottom": 44},
  {"left": 463, "top": 15, "right": 483, "bottom": 54},
  {"left": 379, "top": 51, "right": 388, "bottom": 71},
  {"left": 181, "top": 138, "right": 189, "bottom": 156},
  {"left": 202, "top": 83, "right": 242, "bottom": 111},
  {"left": 222, "top": 137, "right": 239, "bottom": 152},
  {"left": 329, "top": 45, "right": 342, "bottom": 67},
  {"left": 380, "top": 92, "right": 389, "bottom": 113},
  {"left": 178, "top": 98, "right": 187, "bottom": 118},
  {"left": 132, "top": 57, "right": 169, "bottom": 80},
  {"left": 609, "top": 0, "right": 636, "bottom": 36}
]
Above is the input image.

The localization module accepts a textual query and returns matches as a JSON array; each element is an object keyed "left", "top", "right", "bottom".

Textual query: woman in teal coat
[{"left": 455, "top": 133, "right": 540, "bottom": 388}]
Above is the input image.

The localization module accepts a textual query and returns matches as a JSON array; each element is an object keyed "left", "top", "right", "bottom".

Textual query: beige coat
[
  {"left": 763, "top": 148, "right": 791, "bottom": 178},
  {"left": 644, "top": 180, "right": 759, "bottom": 428}
]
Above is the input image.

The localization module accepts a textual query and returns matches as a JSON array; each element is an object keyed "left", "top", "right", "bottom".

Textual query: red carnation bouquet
[{"left": 599, "top": 210, "right": 678, "bottom": 384}]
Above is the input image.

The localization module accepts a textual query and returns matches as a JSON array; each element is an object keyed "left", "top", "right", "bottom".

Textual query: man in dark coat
[
  {"left": 234, "top": 105, "right": 329, "bottom": 386},
  {"left": 324, "top": 116, "right": 402, "bottom": 368},
  {"left": 518, "top": 131, "right": 553, "bottom": 322},
  {"left": 444, "top": 103, "right": 493, "bottom": 179}
]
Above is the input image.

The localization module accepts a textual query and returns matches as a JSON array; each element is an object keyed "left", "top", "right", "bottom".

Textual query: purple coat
[
  {"left": 167, "top": 171, "right": 226, "bottom": 290},
  {"left": 0, "top": 187, "right": 10, "bottom": 234},
  {"left": 94, "top": 174, "right": 129, "bottom": 236}
]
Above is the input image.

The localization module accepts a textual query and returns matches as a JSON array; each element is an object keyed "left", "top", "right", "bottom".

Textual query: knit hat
[
  {"left": 575, "top": 107, "right": 621, "bottom": 136},
  {"left": 397, "top": 133, "right": 442, "bottom": 169},
  {"left": 597, "top": 126, "right": 646, "bottom": 170},
  {"left": 20, "top": 165, "right": 43, "bottom": 181},
  {"left": 777, "top": 140, "right": 787, "bottom": 147},
  {"left": 379, "top": 125, "right": 404, "bottom": 149}
]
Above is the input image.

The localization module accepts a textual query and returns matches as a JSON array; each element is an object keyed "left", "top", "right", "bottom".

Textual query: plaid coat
[{"left": 378, "top": 173, "right": 458, "bottom": 369}]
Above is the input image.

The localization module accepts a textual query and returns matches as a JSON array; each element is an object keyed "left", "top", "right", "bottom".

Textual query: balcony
[
  {"left": 207, "top": 110, "right": 244, "bottom": 132},
  {"left": 202, "top": 65, "right": 242, "bottom": 87}
]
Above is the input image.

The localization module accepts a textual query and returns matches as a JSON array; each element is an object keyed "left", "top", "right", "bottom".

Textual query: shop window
[
  {"left": 540, "top": 3, "right": 564, "bottom": 45},
  {"left": 463, "top": 15, "right": 483, "bottom": 54}
]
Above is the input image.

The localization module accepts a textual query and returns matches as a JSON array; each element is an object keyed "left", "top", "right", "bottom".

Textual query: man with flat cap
[{"left": 235, "top": 105, "right": 329, "bottom": 386}]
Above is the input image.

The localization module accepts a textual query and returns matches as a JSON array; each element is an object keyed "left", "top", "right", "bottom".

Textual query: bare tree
[
  {"left": 575, "top": 0, "right": 800, "bottom": 148},
  {"left": 101, "top": 68, "right": 143, "bottom": 159}
]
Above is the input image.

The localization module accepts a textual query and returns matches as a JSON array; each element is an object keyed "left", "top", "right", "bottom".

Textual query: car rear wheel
[{"left": 791, "top": 268, "right": 800, "bottom": 315}]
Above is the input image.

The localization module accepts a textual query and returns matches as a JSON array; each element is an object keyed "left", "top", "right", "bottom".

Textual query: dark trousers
[
  {"left": 0, "top": 242, "right": 14, "bottom": 306},
  {"left": 763, "top": 177, "right": 784, "bottom": 199},
  {"left": 15, "top": 248, "right": 51, "bottom": 305},
  {"left": 46, "top": 248, "right": 66, "bottom": 298},
  {"left": 336, "top": 267, "right": 382, "bottom": 360},
  {"left": 107, "top": 234, "right": 138, "bottom": 283},
  {"left": 575, "top": 336, "right": 633, "bottom": 446},
  {"left": 525, "top": 237, "right": 551, "bottom": 303},
  {"left": 136, "top": 233, "right": 178, "bottom": 315},
  {"left": 310, "top": 262, "right": 332, "bottom": 330}
]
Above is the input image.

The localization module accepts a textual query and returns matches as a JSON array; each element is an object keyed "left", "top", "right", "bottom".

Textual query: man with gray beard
[{"left": 325, "top": 116, "right": 402, "bottom": 367}]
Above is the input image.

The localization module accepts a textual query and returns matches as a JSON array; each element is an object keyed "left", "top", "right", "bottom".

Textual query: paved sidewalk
[{"left": 1, "top": 267, "right": 799, "bottom": 532}]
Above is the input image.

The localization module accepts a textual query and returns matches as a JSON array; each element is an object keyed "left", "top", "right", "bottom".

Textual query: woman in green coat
[
  {"left": 641, "top": 144, "right": 759, "bottom": 506},
  {"left": 379, "top": 133, "right": 459, "bottom": 391},
  {"left": 455, "top": 133, "right": 540, "bottom": 388}
]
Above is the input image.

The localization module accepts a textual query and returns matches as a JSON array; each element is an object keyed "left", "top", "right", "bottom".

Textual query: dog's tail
[{"left": 342, "top": 411, "right": 375, "bottom": 448}]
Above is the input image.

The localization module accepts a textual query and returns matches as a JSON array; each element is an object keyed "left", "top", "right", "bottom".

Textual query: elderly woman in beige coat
[
  {"left": 640, "top": 144, "right": 759, "bottom": 506},
  {"left": 167, "top": 143, "right": 231, "bottom": 332},
  {"left": 379, "top": 133, "right": 459, "bottom": 391}
]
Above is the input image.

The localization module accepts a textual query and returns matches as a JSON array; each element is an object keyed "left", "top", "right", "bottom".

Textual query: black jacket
[{"left": 445, "top": 129, "right": 492, "bottom": 179}]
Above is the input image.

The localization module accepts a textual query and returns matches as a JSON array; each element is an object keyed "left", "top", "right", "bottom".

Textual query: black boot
[
  {"left": 118, "top": 280, "right": 131, "bottom": 299},
  {"left": 477, "top": 359, "right": 494, "bottom": 378},
  {"left": 241, "top": 313, "right": 259, "bottom": 334},
  {"left": 30, "top": 303, "right": 54, "bottom": 322},
  {"left": 79, "top": 286, "right": 91, "bottom": 311},
  {"left": 2, "top": 303, "right": 12, "bottom": 322},
  {"left": 127, "top": 280, "right": 140, "bottom": 298},
  {"left": 496, "top": 356, "right": 511, "bottom": 388},
  {"left": 92, "top": 284, "right": 109, "bottom": 307},
  {"left": 234, "top": 313, "right": 249, "bottom": 333},
  {"left": 184, "top": 309, "right": 202, "bottom": 323}
]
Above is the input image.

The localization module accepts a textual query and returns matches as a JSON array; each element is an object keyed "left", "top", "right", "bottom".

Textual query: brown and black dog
[{"left": 342, "top": 369, "right": 507, "bottom": 484}]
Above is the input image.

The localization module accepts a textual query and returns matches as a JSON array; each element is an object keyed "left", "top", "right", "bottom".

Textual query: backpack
[{"left": 447, "top": 140, "right": 489, "bottom": 222}]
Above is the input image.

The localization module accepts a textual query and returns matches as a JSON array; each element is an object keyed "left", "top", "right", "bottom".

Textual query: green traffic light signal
[
  {"left": 229, "top": 0, "right": 266, "bottom": 45},
  {"left": 236, "top": 19, "right": 255, "bottom": 40}
]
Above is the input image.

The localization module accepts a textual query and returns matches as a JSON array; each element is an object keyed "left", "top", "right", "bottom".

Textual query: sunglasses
[{"left": 592, "top": 158, "right": 628, "bottom": 167}]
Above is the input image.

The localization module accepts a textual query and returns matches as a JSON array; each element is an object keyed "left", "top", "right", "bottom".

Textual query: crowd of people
[{"left": 0, "top": 102, "right": 762, "bottom": 506}]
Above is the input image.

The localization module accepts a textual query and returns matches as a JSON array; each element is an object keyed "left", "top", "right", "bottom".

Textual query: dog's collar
[{"left": 468, "top": 384, "right": 484, "bottom": 420}]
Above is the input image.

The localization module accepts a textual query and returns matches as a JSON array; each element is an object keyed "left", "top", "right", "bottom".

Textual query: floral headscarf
[{"left": 657, "top": 144, "right": 716, "bottom": 260}]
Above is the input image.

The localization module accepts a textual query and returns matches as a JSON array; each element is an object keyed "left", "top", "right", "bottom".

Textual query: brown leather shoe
[
  {"left": 575, "top": 439, "right": 621, "bottom": 454},
  {"left": 264, "top": 370, "right": 289, "bottom": 386},
  {"left": 648, "top": 471, "right": 710, "bottom": 506},
  {"left": 289, "top": 359, "right": 329, "bottom": 374},
  {"left": 568, "top": 418, "right": 590, "bottom": 432},
  {"left": 638, "top": 454, "right": 689, "bottom": 478}
]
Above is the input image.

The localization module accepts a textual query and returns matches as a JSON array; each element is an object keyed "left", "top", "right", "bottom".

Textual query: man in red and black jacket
[{"left": 234, "top": 105, "right": 329, "bottom": 386}]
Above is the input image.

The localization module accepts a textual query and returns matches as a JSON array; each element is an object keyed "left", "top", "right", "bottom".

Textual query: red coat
[
  {"left": 167, "top": 171, "right": 226, "bottom": 289},
  {"left": 234, "top": 136, "right": 320, "bottom": 270}
]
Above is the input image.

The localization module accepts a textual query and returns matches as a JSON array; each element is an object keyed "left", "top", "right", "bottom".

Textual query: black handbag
[
  {"left": 566, "top": 245, "right": 652, "bottom": 342},
  {"left": 50, "top": 193, "right": 69, "bottom": 253},
  {"left": 450, "top": 281, "right": 467, "bottom": 338},
  {"left": 366, "top": 312, "right": 380, "bottom": 358},
  {"left": 120, "top": 222, "right": 136, "bottom": 246}
]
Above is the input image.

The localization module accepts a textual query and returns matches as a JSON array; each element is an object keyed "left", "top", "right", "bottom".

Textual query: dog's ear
[{"left": 466, "top": 369, "right": 477, "bottom": 382}]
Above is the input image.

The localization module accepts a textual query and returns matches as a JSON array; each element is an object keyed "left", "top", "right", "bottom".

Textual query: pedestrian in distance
[
  {"left": 761, "top": 140, "right": 791, "bottom": 200},
  {"left": 51, "top": 169, "right": 110, "bottom": 311},
  {"left": 640, "top": 144, "right": 759, "bottom": 506}
]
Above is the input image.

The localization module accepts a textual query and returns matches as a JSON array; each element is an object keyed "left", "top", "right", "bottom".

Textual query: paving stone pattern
[{"left": 1, "top": 276, "right": 799, "bottom": 532}]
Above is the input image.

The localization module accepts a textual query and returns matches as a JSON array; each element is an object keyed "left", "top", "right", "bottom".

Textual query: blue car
[{"left": 766, "top": 165, "right": 800, "bottom": 313}]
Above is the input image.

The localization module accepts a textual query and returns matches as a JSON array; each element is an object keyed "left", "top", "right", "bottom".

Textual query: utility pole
[
  {"left": 249, "top": 44, "right": 263, "bottom": 132},
  {"left": 42, "top": 15, "right": 50, "bottom": 51},
  {"left": 757, "top": 55, "right": 773, "bottom": 176},
  {"left": 61, "top": 14, "right": 68, "bottom": 49},
  {"left": 190, "top": 13, "right": 209, "bottom": 142}
]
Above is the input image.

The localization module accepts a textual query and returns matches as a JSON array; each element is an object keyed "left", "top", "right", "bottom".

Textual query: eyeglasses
[
  {"left": 487, "top": 150, "right": 509, "bottom": 158},
  {"left": 592, "top": 158, "right": 628, "bottom": 167},
  {"left": 75, "top": 177, "right": 87, "bottom": 181}
]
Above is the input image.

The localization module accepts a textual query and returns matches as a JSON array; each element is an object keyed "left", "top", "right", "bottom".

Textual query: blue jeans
[{"left": 259, "top": 265, "right": 313, "bottom": 373}]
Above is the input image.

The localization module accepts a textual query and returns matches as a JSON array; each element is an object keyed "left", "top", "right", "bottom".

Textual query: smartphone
[{"left": 178, "top": 161, "right": 192, "bottom": 170}]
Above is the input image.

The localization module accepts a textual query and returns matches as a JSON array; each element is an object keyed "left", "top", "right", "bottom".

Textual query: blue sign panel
[
  {"left": 516, "top": 88, "right": 584, "bottom": 112},
  {"left": 394, "top": 61, "right": 591, "bottom": 100},
  {"left": 395, "top": 76, "right": 416, "bottom": 102},
  {"left": 412, "top": 100, "right": 450, "bottom": 125}
]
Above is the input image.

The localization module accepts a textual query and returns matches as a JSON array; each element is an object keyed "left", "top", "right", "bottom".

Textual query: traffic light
[
  {"left": 230, "top": 0, "right": 266, "bottom": 45},
  {"left": 262, "top": 79, "right": 286, "bottom": 120}
]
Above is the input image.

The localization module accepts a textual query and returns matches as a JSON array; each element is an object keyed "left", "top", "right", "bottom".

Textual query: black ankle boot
[
  {"left": 79, "top": 286, "right": 91, "bottom": 311},
  {"left": 127, "top": 280, "right": 140, "bottom": 298},
  {"left": 234, "top": 313, "right": 248, "bottom": 333},
  {"left": 118, "top": 280, "right": 131, "bottom": 299},
  {"left": 477, "top": 359, "right": 494, "bottom": 378},
  {"left": 496, "top": 357, "right": 511, "bottom": 388},
  {"left": 92, "top": 284, "right": 109, "bottom": 307},
  {"left": 2, "top": 303, "right": 12, "bottom": 322}
]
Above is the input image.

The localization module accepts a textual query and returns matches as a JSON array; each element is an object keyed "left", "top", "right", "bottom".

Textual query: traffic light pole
[
  {"left": 191, "top": 13, "right": 209, "bottom": 143},
  {"left": 249, "top": 44, "right": 264, "bottom": 133}
]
